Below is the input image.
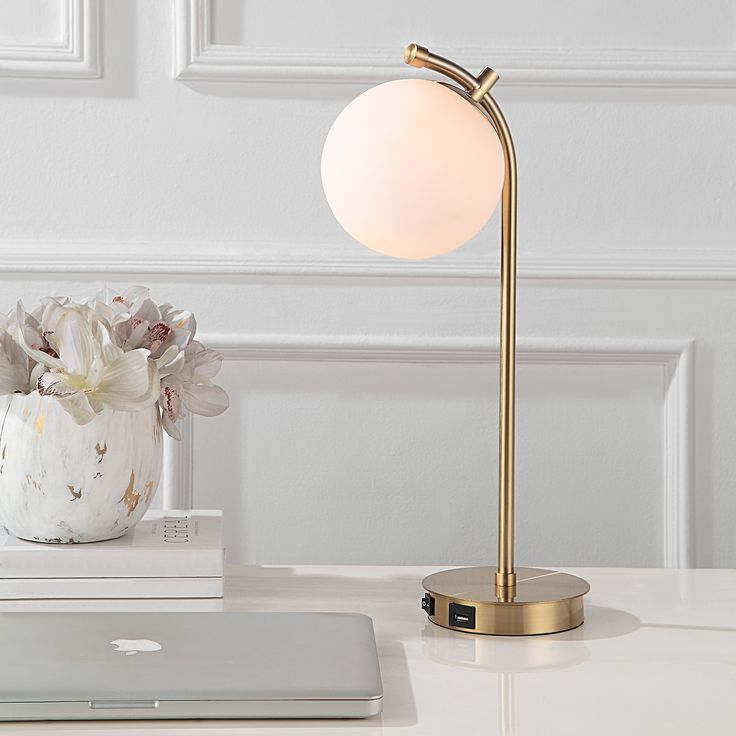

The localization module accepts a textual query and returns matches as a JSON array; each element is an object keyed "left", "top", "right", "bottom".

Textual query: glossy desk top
[{"left": 4, "top": 566, "right": 736, "bottom": 735}]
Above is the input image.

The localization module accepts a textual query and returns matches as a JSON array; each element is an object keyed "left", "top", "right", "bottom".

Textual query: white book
[
  {"left": 0, "top": 576, "right": 223, "bottom": 600},
  {"left": 0, "top": 510, "right": 224, "bottom": 580},
  {"left": 0, "top": 596, "right": 224, "bottom": 612}
]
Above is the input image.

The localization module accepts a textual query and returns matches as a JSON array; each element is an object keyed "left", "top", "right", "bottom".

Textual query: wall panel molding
[
  {"left": 161, "top": 334, "right": 695, "bottom": 568},
  {"left": 0, "top": 0, "right": 101, "bottom": 79},
  {"left": 174, "top": 0, "right": 736, "bottom": 88},
  {"left": 162, "top": 413, "right": 194, "bottom": 510},
  {"left": 1, "top": 241, "right": 735, "bottom": 281}
]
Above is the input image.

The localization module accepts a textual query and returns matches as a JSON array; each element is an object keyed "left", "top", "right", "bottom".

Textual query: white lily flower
[
  {"left": 157, "top": 340, "right": 228, "bottom": 439},
  {"left": 160, "top": 304, "right": 197, "bottom": 340},
  {"left": 16, "top": 304, "right": 160, "bottom": 425}
]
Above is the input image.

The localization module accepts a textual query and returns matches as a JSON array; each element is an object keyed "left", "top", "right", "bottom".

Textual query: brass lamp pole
[
  {"left": 321, "top": 44, "right": 590, "bottom": 636},
  {"left": 406, "top": 44, "right": 589, "bottom": 635}
]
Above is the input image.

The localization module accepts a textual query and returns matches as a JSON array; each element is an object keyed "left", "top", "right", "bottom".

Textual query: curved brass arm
[{"left": 405, "top": 44, "right": 519, "bottom": 590}]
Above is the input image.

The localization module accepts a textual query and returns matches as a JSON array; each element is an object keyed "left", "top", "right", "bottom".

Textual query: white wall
[{"left": 1, "top": 0, "right": 734, "bottom": 567}]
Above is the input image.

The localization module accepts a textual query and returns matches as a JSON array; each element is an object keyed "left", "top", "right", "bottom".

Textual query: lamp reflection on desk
[
  {"left": 422, "top": 622, "right": 588, "bottom": 735},
  {"left": 421, "top": 606, "right": 641, "bottom": 734}
]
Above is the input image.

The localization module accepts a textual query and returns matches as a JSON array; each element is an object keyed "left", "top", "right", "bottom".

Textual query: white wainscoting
[
  {"left": 2, "top": 1, "right": 733, "bottom": 568},
  {"left": 174, "top": 0, "right": 736, "bottom": 87},
  {"left": 0, "top": 0, "right": 100, "bottom": 79}
]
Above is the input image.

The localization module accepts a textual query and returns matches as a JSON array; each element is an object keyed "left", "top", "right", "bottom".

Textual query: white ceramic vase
[{"left": 0, "top": 392, "right": 163, "bottom": 543}]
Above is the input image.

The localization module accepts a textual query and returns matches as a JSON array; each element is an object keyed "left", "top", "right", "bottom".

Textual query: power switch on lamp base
[{"left": 422, "top": 566, "right": 590, "bottom": 636}]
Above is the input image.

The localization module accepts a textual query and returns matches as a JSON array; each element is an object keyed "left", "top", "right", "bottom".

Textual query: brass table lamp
[{"left": 321, "top": 44, "right": 589, "bottom": 635}]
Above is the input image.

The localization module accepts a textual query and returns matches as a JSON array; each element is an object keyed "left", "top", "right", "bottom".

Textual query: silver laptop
[{"left": 0, "top": 611, "right": 383, "bottom": 720}]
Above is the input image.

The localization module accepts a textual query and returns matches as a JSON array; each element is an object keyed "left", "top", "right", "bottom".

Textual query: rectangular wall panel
[
  {"left": 176, "top": 0, "right": 736, "bottom": 86},
  {"left": 190, "top": 343, "right": 681, "bottom": 568},
  {"left": 0, "top": 0, "right": 99, "bottom": 78}
]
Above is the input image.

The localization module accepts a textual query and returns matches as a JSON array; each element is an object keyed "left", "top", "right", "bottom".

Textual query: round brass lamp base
[{"left": 422, "top": 566, "right": 590, "bottom": 636}]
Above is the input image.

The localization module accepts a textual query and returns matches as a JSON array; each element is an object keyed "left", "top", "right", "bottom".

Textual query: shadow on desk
[{"left": 553, "top": 604, "right": 641, "bottom": 641}]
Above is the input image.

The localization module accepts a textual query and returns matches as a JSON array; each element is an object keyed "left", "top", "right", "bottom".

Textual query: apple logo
[{"left": 110, "top": 639, "right": 162, "bottom": 656}]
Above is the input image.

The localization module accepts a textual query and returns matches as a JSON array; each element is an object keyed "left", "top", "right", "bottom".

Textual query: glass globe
[{"left": 321, "top": 78, "right": 505, "bottom": 260}]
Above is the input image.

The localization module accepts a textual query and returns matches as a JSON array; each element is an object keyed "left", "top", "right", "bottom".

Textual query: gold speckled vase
[{"left": 0, "top": 392, "right": 163, "bottom": 543}]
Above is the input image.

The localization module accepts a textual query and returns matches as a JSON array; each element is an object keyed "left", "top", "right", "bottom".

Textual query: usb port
[{"left": 448, "top": 602, "right": 476, "bottom": 629}]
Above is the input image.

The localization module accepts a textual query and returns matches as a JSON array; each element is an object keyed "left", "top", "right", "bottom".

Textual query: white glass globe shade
[{"left": 321, "top": 78, "right": 505, "bottom": 260}]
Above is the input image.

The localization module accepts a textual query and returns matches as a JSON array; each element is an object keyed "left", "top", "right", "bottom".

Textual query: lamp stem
[
  {"left": 404, "top": 43, "right": 519, "bottom": 590},
  {"left": 479, "top": 95, "right": 518, "bottom": 591}
]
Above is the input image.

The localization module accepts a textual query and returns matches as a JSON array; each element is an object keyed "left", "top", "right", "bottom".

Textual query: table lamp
[{"left": 321, "top": 43, "right": 589, "bottom": 636}]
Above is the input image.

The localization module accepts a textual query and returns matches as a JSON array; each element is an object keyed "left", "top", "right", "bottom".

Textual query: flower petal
[
  {"left": 161, "top": 409, "right": 181, "bottom": 440},
  {"left": 54, "top": 310, "right": 97, "bottom": 376},
  {"left": 182, "top": 383, "right": 229, "bottom": 417},
  {"left": 0, "top": 355, "right": 27, "bottom": 394},
  {"left": 89, "top": 299, "right": 130, "bottom": 327},
  {"left": 96, "top": 349, "right": 157, "bottom": 410},
  {"left": 55, "top": 391, "right": 98, "bottom": 424},
  {"left": 14, "top": 325, "right": 63, "bottom": 371},
  {"left": 159, "top": 380, "right": 182, "bottom": 422},
  {"left": 183, "top": 341, "right": 223, "bottom": 381},
  {"left": 37, "top": 371, "right": 76, "bottom": 397},
  {"left": 123, "top": 320, "right": 150, "bottom": 350},
  {"left": 98, "top": 322, "right": 123, "bottom": 364},
  {"left": 29, "top": 362, "right": 46, "bottom": 392},
  {"left": 0, "top": 332, "right": 29, "bottom": 394},
  {"left": 123, "top": 286, "right": 152, "bottom": 309},
  {"left": 156, "top": 345, "right": 185, "bottom": 378},
  {"left": 86, "top": 357, "right": 106, "bottom": 389}
]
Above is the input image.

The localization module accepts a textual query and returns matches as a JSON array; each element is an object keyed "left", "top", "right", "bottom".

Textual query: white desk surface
[{"left": 3, "top": 565, "right": 736, "bottom": 736}]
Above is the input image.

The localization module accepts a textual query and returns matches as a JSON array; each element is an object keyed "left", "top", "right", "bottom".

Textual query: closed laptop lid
[{"left": 0, "top": 611, "right": 382, "bottom": 705}]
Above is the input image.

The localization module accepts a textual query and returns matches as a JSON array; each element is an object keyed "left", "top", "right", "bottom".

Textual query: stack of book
[{"left": 0, "top": 510, "right": 224, "bottom": 601}]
